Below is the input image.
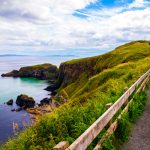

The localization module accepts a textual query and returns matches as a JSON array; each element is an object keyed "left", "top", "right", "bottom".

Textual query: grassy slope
[
  {"left": 59, "top": 40, "right": 150, "bottom": 99},
  {"left": 1, "top": 41, "right": 150, "bottom": 150},
  {"left": 20, "top": 63, "right": 56, "bottom": 70}
]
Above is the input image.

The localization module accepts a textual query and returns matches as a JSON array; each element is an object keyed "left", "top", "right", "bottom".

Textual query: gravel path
[{"left": 122, "top": 90, "right": 150, "bottom": 150}]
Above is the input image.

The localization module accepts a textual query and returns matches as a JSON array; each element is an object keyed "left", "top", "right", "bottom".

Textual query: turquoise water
[
  {"left": 0, "top": 55, "right": 76, "bottom": 143},
  {"left": 0, "top": 77, "right": 50, "bottom": 104}
]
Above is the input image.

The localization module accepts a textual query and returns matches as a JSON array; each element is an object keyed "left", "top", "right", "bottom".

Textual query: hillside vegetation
[{"left": 1, "top": 40, "right": 150, "bottom": 150}]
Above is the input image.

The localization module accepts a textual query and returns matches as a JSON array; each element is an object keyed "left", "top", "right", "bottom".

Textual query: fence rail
[{"left": 54, "top": 69, "right": 150, "bottom": 150}]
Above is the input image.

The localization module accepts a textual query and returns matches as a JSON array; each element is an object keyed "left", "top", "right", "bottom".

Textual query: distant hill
[{"left": 0, "top": 54, "right": 28, "bottom": 57}]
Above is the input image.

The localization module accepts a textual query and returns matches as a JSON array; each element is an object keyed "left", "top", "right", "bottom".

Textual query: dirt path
[{"left": 122, "top": 90, "right": 150, "bottom": 150}]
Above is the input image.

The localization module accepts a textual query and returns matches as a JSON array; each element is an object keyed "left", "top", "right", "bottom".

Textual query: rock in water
[
  {"left": 16, "top": 94, "right": 35, "bottom": 108},
  {"left": 11, "top": 109, "right": 16, "bottom": 112},
  {"left": 15, "top": 108, "right": 23, "bottom": 112},
  {"left": 6, "top": 99, "right": 13, "bottom": 105}
]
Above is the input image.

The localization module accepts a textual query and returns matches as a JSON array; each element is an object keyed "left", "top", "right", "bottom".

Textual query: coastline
[{"left": 0, "top": 56, "right": 67, "bottom": 143}]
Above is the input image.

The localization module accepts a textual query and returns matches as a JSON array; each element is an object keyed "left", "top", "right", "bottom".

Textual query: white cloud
[
  {"left": 0, "top": 0, "right": 149, "bottom": 53},
  {"left": 128, "top": 0, "right": 147, "bottom": 8}
]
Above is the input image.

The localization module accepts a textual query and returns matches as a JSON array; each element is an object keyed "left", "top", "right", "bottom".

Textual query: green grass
[
  {"left": 1, "top": 41, "right": 150, "bottom": 150},
  {"left": 20, "top": 63, "right": 57, "bottom": 70},
  {"left": 101, "top": 90, "right": 148, "bottom": 150}
]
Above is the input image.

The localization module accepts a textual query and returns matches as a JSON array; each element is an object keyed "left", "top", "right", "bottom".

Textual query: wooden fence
[{"left": 54, "top": 69, "right": 150, "bottom": 150}]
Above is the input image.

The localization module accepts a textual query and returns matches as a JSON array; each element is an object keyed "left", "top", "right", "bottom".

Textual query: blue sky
[{"left": 0, "top": 0, "right": 150, "bottom": 55}]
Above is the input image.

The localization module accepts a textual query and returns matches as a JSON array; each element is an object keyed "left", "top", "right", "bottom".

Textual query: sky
[{"left": 0, "top": 0, "right": 150, "bottom": 55}]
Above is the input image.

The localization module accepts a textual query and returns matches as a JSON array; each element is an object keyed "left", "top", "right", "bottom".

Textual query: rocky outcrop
[
  {"left": 40, "top": 98, "right": 52, "bottom": 105},
  {"left": 44, "top": 83, "right": 60, "bottom": 92},
  {"left": 11, "top": 108, "right": 23, "bottom": 112},
  {"left": 51, "top": 91, "right": 57, "bottom": 96},
  {"left": 16, "top": 94, "right": 35, "bottom": 108},
  {"left": 6, "top": 99, "right": 13, "bottom": 105},
  {"left": 1, "top": 70, "right": 19, "bottom": 77},
  {"left": 1, "top": 63, "right": 58, "bottom": 80}
]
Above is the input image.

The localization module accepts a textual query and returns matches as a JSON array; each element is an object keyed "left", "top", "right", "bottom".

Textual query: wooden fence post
[
  {"left": 105, "top": 103, "right": 113, "bottom": 127},
  {"left": 53, "top": 141, "right": 69, "bottom": 150}
]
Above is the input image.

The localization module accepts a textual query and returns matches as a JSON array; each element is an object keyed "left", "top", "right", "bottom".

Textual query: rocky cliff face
[
  {"left": 1, "top": 63, "right": 59, "bottom": 80},
  {"left": 58, "top": 57, "right": 97, "bottom": 87}
]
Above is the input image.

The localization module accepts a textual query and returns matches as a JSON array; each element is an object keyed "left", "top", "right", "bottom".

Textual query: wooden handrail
[
  {"left": 94, "top": 74, "right": 150, "bottom": 150},
  {"left": 54, "top": 69, "right": 150, "bottom": 150}
]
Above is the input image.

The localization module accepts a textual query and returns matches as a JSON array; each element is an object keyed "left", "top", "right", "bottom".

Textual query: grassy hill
[{"left": 1, "top": 40, "right": 150, "bottom": 150}]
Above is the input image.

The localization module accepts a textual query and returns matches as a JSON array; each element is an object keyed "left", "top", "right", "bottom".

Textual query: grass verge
[{"left": 101, "top": 82, "right": 150, "bottom": 150}]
